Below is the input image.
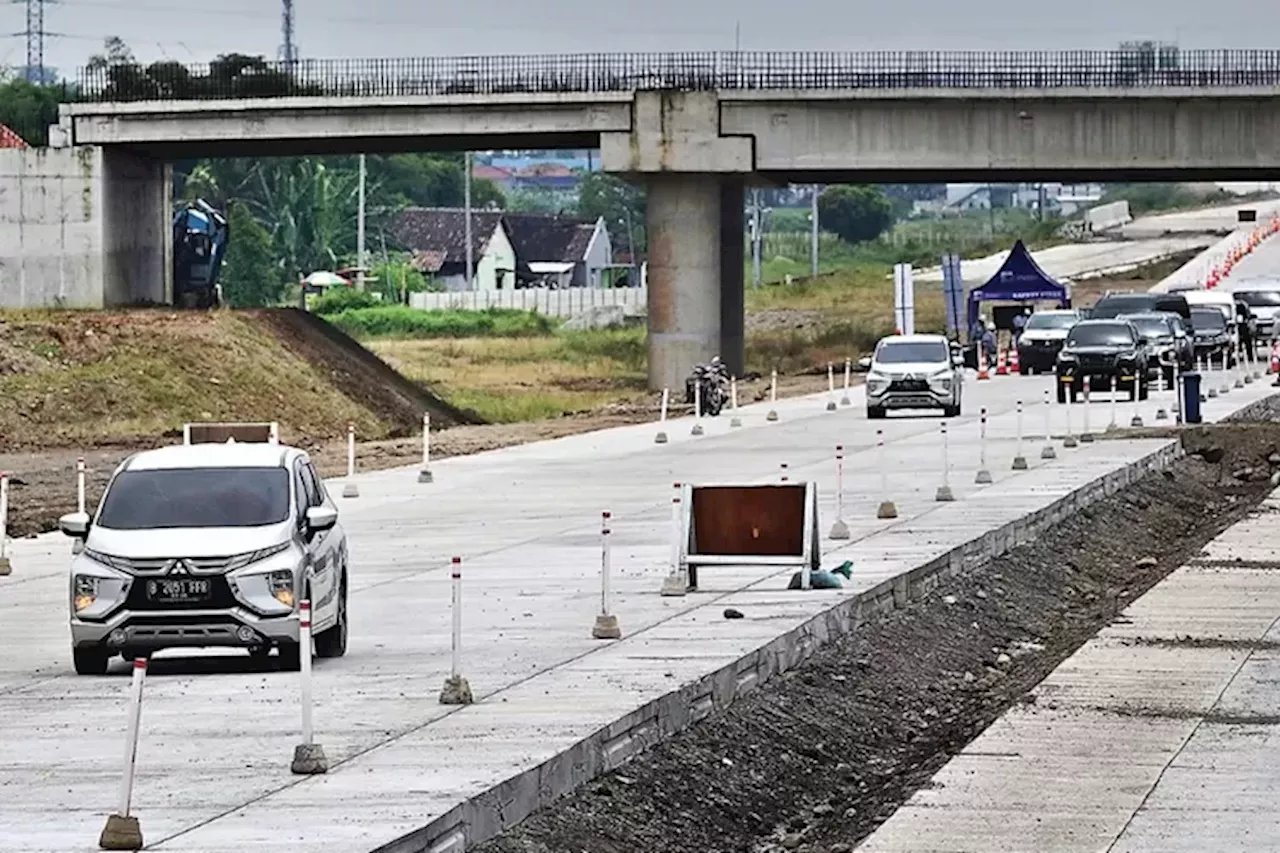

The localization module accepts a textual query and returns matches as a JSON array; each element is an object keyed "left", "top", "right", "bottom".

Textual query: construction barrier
[
  {"left": 676, "top": 482, "right": 820, "bottom": 591},
  {"left": 182, "top": 422, "right": 280, "bottom": 444}
]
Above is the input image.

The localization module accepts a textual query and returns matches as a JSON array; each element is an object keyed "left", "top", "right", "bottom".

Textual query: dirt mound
[
  {"left": 478, "top": 422, "right": 1280, "bottom": 853},
  {"left": 251, "top": 309, "right": 485, "bottom": 431}
]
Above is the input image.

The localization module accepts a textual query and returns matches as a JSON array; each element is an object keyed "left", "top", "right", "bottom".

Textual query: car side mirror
[
  {"left": 305, "top": 505, "right": 338, "bottom": 532},
  {"left": 857, "top": 356, "right": 872, "bottom": 370},
  {"left": 59, "top": 511, "right": 91, "bottom": 538}
]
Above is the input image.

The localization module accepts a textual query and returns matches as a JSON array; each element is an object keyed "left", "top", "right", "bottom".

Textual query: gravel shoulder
[{"left": 476, "top": 417, "right": 1280, "bottom": 853}]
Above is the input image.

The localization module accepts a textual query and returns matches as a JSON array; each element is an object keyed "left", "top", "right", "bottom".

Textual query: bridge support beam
[
  {"left": 102, "top": 149, "right": 172, "bottom": 306},
  {"left": 719, "top": 178, "right": 746, "bottom": 380}
]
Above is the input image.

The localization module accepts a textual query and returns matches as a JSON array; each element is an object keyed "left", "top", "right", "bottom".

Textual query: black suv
[
  {"left": 1091, "top": 292, "right": 1193, "bottom": 329},
  {"left": 1055, "top": 319, "right": 1150, "bottom": 403},
  {"left": 1190, "top": 307, "right": 1236, "bottom": 366},
  {"left": 1118, "top": 312, "right": 1192, "bottom": 384}
]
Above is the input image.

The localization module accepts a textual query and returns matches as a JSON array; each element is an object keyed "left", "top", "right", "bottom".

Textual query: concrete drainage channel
[
  {"left": 473, "top": 413, "right": 1280, "bottom": 853},
  {"left": 362, "top": 397, "right": 1280, "bottom": 853}
]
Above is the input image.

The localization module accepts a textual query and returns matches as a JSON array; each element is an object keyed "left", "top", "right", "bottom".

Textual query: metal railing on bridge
[{"left": 74, "top": 49, "right": 1280, "bottom": 103}]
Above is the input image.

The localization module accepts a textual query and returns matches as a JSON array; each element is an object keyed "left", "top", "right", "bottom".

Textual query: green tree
[
  {"left": 817, "top": 185, "right": 895, "bottom": 245},
  {"left": 578, "top": 172, "right": 645, "bottom": 255},
  {"left": 219, "top": 202, "right": 282, "bottom": 306},
  {"left": 0, "top": 78, "right": 63, "bottom": 147}
]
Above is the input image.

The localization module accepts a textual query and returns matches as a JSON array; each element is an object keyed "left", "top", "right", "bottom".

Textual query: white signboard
[{"left": 893, "top": 263, "right": 916, "bottom": 335}]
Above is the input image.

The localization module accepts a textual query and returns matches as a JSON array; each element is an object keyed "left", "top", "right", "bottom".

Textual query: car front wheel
[
  {"left": 73, "top": 647, "right": 109, "bottom": 676},
  {"left": 867, "top": 406, "right": 886, "bottom": 420}
]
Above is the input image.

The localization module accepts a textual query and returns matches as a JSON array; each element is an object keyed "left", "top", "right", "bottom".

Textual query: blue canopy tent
[{"left": 966, "top": 240, "right": 1069, "bottom": 332}]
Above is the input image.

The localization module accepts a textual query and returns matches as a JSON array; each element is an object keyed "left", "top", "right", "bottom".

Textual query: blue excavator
[{"left": 172, "top": 199, "right": 229, "bottom": 308}]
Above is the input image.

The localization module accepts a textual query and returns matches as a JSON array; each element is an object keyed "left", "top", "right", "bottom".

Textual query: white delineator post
[
  {"left": 975, "top": 408, "right": 993, "bottom": 484},
  {"left": 935, "top": 421, "right": 955, "bottom": 501},
  {"left": 1131, "top": 376, "right": 1145, "bottom": 427},
  {"left": 766, "top": 369, "right": 779, "bottom": 421},
  {"left": 876, "top": 429, "right": 898, "bottom": 519},
  {"left": 660, "top": 483, "right": 687, "bottom": 596},
  {"left": 1206, "top": 355, "right": 1218, "bottom": 399},
  {"left": 826, "top": 363, "right": 838, "bottom": 411},
  {"left": 780, "top": 462, "right": 789, "bottom": 483},
  {"left": 439, "top": 557, "right": 473, "bottom": 704},
  {"left": 829, "top": 445, "right": 850, "bottom": 539},
  {"left": 341, "top": 422, "right": 359, "bottom": 498},
  {"left": 1155, "top": 364, "right": 1170, "bottom": 420},
  {"left": 0, "top": 471, "right": 10, "bottom": 576},
  {"left": 290, "top": 600, "right": 329, "bottom": 774},
  {"left": 1062, "top": 386, "right": 1078, "bottom": 448},
  {"left": 690, "top": 381, "right": 705, "bottom": 436},
  {"left": 591, "top": 512, "right": 622, "bottom": 639},
  {"left": 1012, "top": 400, "right": 1028, "bottom": 470},
  {"left": 840, "top": 358, "right": 852, "bottom": 406},
  {"left": 1080, "top": 377, "right": 1095, "bottom": 442},
  {"left": 654, "top": 388, "right": 670, "bottom": 444},
  {"left": 1173, "top": 357, "right": 1183, "bottom": 423},
  {"left": 729, "top": 377, "right": 742, "bottom": 427},
  {"left": 1218, "top": 351, "right": 1231, "bottom": 395},
  {"left": 418, "top": 413, "right": 434, "bottom": 483},
  {"left": 77, "top": 457, "right": 86, "bottom": 513},
  {"left": 1040, "top": 389, "right": 1057, "bottom": 460},
  {"left": 98, "top": 659, "right": 147, "bottom": 851},
  {"left": 1108, "top": 375, "right": 1120, "bottom": 430}
]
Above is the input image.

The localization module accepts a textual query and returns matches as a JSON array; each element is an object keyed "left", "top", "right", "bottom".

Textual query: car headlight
[
  {"left": 928, "top": 370, "right": 953, "bottom": 392},
  {"left": 1118, "top": 351, "right": 1137, "bottom": 360},
  {"left": 228, "top": 555, "right": 300, "bottom": 617},
  {"left": 71, "top": 562, "right": 130, "bottom": 621},
  {"left": 866, "top": 373, "right": 890, "bottom": 395},
  {"left": 1057, "top": 351, "right": 1077, "bottom": 362}
]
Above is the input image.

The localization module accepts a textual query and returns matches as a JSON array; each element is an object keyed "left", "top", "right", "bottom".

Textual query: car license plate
[{"left": 145, "top": 578, "right": 211, "bottom": 603}]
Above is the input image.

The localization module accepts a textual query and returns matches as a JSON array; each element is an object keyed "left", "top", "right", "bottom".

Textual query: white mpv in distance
[
  {"left": 60, "top": 442, "right": 349, "bottom": 675},
  {"left": 864, "top": 333, "right": 964, "bottom": 419}
]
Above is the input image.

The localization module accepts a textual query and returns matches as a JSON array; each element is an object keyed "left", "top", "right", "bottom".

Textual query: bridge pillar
[
  {"left": 719, "top": 178, "right": 745, "bottom": 379},
  {"left": 645, "top": 174, "right": 724, "bottom": 392},
  {"left": 101, "top": 149, "right": 172, "bottom": 306}
]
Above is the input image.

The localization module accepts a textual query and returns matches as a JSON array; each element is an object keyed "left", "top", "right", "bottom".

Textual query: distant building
[
  {"left": 389, "top": 208, "right": 516, "bottom": 292},
  {"left": 389, "top": 208, "right": 613, "bottom": 290}
]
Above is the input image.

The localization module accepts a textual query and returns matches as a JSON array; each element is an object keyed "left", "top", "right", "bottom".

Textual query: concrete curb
[{"left": 372, "top": 440, "right": 1189, "bottom": 853}]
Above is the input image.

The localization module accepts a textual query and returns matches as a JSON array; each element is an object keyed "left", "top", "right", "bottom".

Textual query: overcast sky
[{"left": 1, "top": 0, "right": 1275, "bottom": 79}]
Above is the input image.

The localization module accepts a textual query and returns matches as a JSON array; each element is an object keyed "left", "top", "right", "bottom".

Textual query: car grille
[
  {"left": 91, "top": 554, "right": 236, "bottom": 576},
  {"left": 123, "top": 575, "right": 238, "bottom": 611},
  {"left": 888, "top": 378, "right": 929, "bottom": 392},
  {"left": 1078, "top": 355, "right": 1115, "bottom": 369}
]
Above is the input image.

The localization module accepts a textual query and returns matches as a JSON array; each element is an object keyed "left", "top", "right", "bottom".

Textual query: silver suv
[
  {"left": 865, "top": 334, "right": 963, "bottom": 419},
  {"left": 59, "top": 442, "right": 349, "bottom": 675}
]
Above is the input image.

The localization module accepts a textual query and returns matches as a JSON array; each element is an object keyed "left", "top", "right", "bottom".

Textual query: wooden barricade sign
[
  {"left": 183, "top": 422, "right": 279, "bottom": 445},
  {"left": 678, "top": 482, "right": 820, "bottom": 591}
]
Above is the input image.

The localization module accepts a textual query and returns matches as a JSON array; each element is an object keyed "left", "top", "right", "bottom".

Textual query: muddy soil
[
  {"left": 0, "top": 371, "right": 834, "bottom": 539},
  {"left": 476, "top": 419, "right": 1280, "bottom": 853}
]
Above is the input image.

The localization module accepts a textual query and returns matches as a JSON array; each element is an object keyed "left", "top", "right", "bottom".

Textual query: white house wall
[
  {"left": 477, "top": 222, "right": 516, "bottom": 291},
  {"left": 579, "top": 218, "right": 614, "bottom": 288}
]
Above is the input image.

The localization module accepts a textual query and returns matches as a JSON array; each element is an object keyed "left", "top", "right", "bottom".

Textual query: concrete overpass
[{"left": 17, "top": 49, "right": 1280, "bottom": 387}]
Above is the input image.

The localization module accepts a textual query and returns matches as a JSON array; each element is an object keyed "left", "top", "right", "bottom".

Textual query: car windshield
[
  {"left": 96, "top": 467, "right": 291, "bottom": 530},
  {"left": 1237, "top": 290, "right": 1280, "bottom": 307},
  {"left": 1066, "top": 324, "right": 1135, "bottom": 347},
  {"left": 1191, "top": 310, "right": 1226, "bottom": 331},
  {"left": 1121, "top": 316, "right": 1171, "bottom": 339},
  {"left": 875, "top": 340, "right": 948, "bottom": 364},
  {"left": 1092, "top": 296, "right": 1152, "bottom": 318},
  {"left": 1024, "top": 313, "right": 1077, "bottom": 330}
]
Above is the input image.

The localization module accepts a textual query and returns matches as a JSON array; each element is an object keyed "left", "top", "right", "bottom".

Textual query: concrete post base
[
  {"left": 690, "top": 423, "right": 704, "bottom": 436},
  {"left": 98, "top": 814, "right": 143, "bottom": 850},
  {"left": 342, "top": 482, "right": 360, "bottom": 498},
  {"left": 1106, "top": 422, "right": 1119, "bottom": 432},
  {"left": 975, "top": 468, "right": 993, "bottom": 484},
  {"left": 1131, "top": 415, "right": 1144, "bottom": 427},
  {"left": 935, "top": 485, "right": 955, "bottom": 502},
  {"left": 438, "top": 675, "right": 474, "bottom": 705},
  {"left": 660, "top": 572, "right": 688, "bottom": 596},
  {"left": 826, "top": 400, "right": 837, "bottom": 411},
  {"left": 1220, "top": 385, "right": 1230, "bottom": 395},
  {"left": 290, "top": 742, "right": 329, "bottom": 775},
  {"left": 1234, "top": 378, "right": 1244, "bottom": 388},
  {"left": 829, "top": 518, "right": 850, "bottom": 539},
  {"left": 1041, "top": 445, "right": 1057, "bottom": 460},
  {"left": 766, "top": 410, "right": 779, "bottom": 422},
  {"left": 730, "top": 416, "right": 742, "bottom": 428},
  {"left": 1208, "top": 388, "right": 1219, "bottom": 398},
  {"left": 1244, "top": 375, "right": 1253, "bottom": 384},
  {"left": 840, "top": 395, "right": 851, "bottom": 406},
  {"left": 876, "top": 500, "right": 898, "bottom": 519},
  {"left": 654, "top": 430, "right": 669, "bottom": 444},
  {"left": 1155, "top": 408, "right": 1168, "bottom": 420},
  {"left": 1063, "top": 435, "right": 1079, "bottom": 448},
  {"left": 591, "top": 614, "right": 622, "bottom": 640},
  {"left": 0, "top": 556, "right": 10, "bottom": 576},
  {"left": 1011, "top": 455, "right": 1028, "bottom": 470},
  {"left": 417, "top": 468, "right": 434, "bottom": 484},
  {"left": 1080, "top": 432, "right": 1096, "bottom": 442}
]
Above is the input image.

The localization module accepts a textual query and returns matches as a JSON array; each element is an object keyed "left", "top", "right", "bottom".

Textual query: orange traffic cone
[
  {"left": 1270, "top": 341, "right": 1279, "bottom": 375},
  {"left": 994, "top": 348, "right": 1009, "bottom": 376},
  {"left": 1008, "top": 347, "right": 1020, "bottom": 374},
  {"left": 977, "top": 348, "right": 990, "bottom": 380}
]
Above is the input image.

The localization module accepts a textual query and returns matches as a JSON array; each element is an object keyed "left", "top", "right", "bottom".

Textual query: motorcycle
[{"left": 685, "top": 358, "right": 729, "bottom": 417}]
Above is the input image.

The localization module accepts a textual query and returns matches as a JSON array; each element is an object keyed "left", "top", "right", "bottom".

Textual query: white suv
[
  {"left": 60, "top": 442, "right": 349, "bottom": 675},
  {"left": 865, "top": 334, "right": 963, "bottom": 419}
]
